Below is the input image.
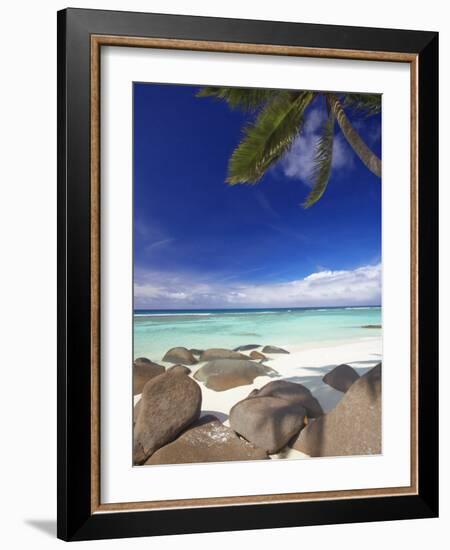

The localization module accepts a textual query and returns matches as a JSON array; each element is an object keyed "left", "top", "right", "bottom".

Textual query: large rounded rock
[
  {"left": 199, "top": 348, "right": 249, "bottom": 362},
  {"left": 230, "top": 396, "right": 306, "bottom": 453},
  {"left": 133, "top": 358, "right": 165, "bottom": 395},
  {"left": 134, "top": 371, "right": 202, "bottom": 463},
  {"left": 189, "top": 348, "right": 204, "bottom": 357},
  {"left": 292, "top": 363, "right": 381, "bottom": 457},
  {"left": 322, "top": 364, "right": 360, "bottom": 393},
  {"left": 249, "top": 380, "right": 323, "bottom": 418},
  {"left": 133, "top": 399, "right": 141, "bottom": 424},
  {"left": 145, "top": 415, "right": 268, "bottom": 465},
  {"left": 262, "top": 345, "right": 289, "bottom": 354},
  {"left": 194, "top": 359, "right": 278, "bottom": 391},
  {"left": 162, "top": 347, "right": 197, "bottom": 365}
]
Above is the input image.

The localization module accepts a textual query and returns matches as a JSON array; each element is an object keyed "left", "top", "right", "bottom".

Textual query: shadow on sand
[{"left": 200, "top": 410, "right": 229, "bottom": 423}]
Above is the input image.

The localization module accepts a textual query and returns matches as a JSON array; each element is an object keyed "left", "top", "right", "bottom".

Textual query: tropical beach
[
  {"left": 132, "top": 82, "right": 382, "bottom": 466},
  {"left": 133, "top": 307, "right": 381, "bottom": 465}
]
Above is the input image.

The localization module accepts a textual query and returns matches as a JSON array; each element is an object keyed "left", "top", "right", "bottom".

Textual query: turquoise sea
[{"left": 133, "top": 306, "right": 381, "bottom": 362}]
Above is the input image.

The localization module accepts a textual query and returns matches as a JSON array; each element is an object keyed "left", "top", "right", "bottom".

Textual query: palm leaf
[
  {"left": 196, "top": 86, "right": 278, "bottom": 112},
  {"left": 343, "top": 93, "right": 381, "bottom": 117},
  {"left": 227, "top": 91, "right": 315, "bottom": 184},
  {"left": 302, "top": 109, "right": 335, "bottom": 208}
]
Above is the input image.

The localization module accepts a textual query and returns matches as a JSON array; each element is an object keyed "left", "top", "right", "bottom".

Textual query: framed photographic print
[{"left": 57, "top": 8, "right": 439, "bottom": 541}]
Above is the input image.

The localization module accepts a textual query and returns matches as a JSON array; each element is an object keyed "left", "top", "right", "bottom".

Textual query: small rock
[
  {"left": 199, "top": 348, "right": 249, "bottom": 362},
  {"left": 134, "top": 357, "right": 155, "bottom": 368},
  {"left": 194, "top": 359, "right": 278, "bottom": 391},
  {"left": 145, "top": 415, "right": 268, "bottom": 464},
  {"left": 323, "top": 364, "right": 360, "bottom": 393},
  {"left": 134, "top": 371, "right": 202, "bottom": 463},
  {"left": 262, "top": 345, "right": 289, "bottom": 354},
  {"left": 233, "top": 344, "right": 261, "bottom": 352},
  {"left": 361, "top": 325, "right": 382, "bottom": 329},
  {"left": 292, "top": 364, "right": 381, "bottom": 457},
  {"left": 162, "top": 347, "right": 197, "bottom": 365},
  {"left": 230, "top": 396, "right": 306, "bottom": 453},
  {"left": 249, "top": 380, "right": 323, "bottom": 418},
  {"left": 133, "top": 359, "right": 165, "bottom": 395}
]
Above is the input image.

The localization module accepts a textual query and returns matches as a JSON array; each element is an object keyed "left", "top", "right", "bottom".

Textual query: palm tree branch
[
  {"left": 329, "top": 94, "right": 381, "bottom": 177},
  {"left": 343, "top": 93, "right": 381, "bottom": 117},
  {"left": 227, "top": 91, "right": 315, "bottom": 184},
  {"left": 196, "top": 86, "right": 278, "bottom": 112},
  {"left": 302, "top": 108, "right": 335, "bottom": 208}
]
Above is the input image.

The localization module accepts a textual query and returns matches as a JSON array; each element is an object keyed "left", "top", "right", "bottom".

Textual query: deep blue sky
[{"left": 133, "top": 83, "right": 381, "bottom": 309}]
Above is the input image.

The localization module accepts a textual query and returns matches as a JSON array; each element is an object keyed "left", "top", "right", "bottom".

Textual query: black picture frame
[{"left": 57, "top": 7, "right": 438, "bottom": 541}]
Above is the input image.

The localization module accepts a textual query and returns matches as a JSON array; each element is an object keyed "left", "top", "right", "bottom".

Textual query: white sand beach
[{"left": 134, "top": 335, "right": 381, "bottom": 460}]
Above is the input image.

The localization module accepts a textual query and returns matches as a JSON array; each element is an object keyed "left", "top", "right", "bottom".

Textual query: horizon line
[{"left": 134, "top": 304, "right": 381, "bottom": 311}]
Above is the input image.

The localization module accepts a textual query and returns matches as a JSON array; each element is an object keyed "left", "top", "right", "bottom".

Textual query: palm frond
[
  {"left": 227, "top": 91, "right": 315, "bottom": 184},
  {"left": 343, "top": 93, "right": 381, "bottom": 117},
  {"left": 196, "top": 86, "right": 278, "bottom": 112},
  {"left": 302, "top": 109, "right": 335, "bottom": 208}
]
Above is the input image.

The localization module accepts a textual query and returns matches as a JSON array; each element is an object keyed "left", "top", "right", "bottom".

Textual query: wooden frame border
[
  {"left": 58, "top": 8, "right": 438, "bottom": 541},
  {"left": 90, "top": 35, "right": 419, "bottom": 514}
]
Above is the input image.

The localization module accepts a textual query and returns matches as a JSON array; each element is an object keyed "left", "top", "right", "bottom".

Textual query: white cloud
[
  {"left": 280, "top": 107, "right": 354, "bottom": 185},
  {"left": 134, "top": 263, "right": 381, "bottom": 309}
]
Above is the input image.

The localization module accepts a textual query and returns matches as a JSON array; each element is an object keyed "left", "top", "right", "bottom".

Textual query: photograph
[{"left": 132, "top": 82, "right": 383, "bottom": 466}]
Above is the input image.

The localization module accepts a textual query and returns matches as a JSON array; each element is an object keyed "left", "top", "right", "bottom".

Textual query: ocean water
[{"left": 133, "top": 306, "right": 381, "bottom": 362}]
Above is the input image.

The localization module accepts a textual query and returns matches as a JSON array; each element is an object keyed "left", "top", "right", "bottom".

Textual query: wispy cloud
[
  {"left": 266, "top": 223, "right": 308, "bottom": 243},
  {"left": 144, "top": 238, "right": 175, "bottom": 253},
  {"left": 135, "top": 218, "right": 175, "bottom": 254},
  {"left": 216, "top": 266, "right": 266, "bottom": 283},
  {"left": 367, "top": 124, "right": 381, "bottom": 147},
  {"left": 254, "top": 191, "right": 280, "bottom": 219},
  {"left": 280, "top": 107, "right": 354, "bottom": 185},
  {"left": 134, "top": 219, "right": 163, "bottom": 241},
  {"left": 352, "top": 118, "right": 381, "bottom": 147},
  {"left": 134, "top": 263, "right": 381, "bottom": 309}
]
